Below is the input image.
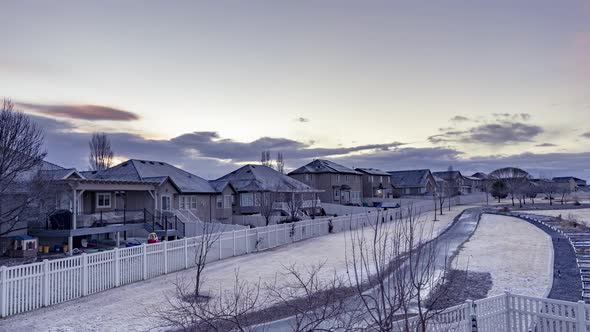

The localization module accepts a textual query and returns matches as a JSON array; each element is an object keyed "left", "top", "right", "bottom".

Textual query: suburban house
[
  {"left": 553, "top": 177, "right": 587, "bottom": 191},
  {"left": 81, "top": 159, "right": 234, "bottom": 223},
  {"left": 432, "top": 170, "right": 468, "bottom": 195},
  {"left": 355, "top": 168, "right": 394, "bottom": 200},
  {"left": 289, "top": 159, "right": 363, "bottom": 205},
  {"left": 462, "top": 175, "right": 485, "bottom": 193},
  {"left": 23, "top": 159, "right": 238, "bottom": 255},
  {"left": 210, "top": 164, "right": 322, "bottom": 216},
  {"left": 388, "top": 169, "right": 437, "bottom": 196}
]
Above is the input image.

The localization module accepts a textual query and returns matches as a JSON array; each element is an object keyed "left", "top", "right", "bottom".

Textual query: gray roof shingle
[
  {"left": 355, "top": 168, "right": 391, "bottom": 176},
  {"left": 83, "top": 159, "right": 217, "bottom": 193},
  {"left": 388, "top": 169, "right": 432, "bottom": 188},
  {"left": 289, "top": 159, "right": 362, "bottom": 175},
  {"left": 212, "top": 164, "right": 319, "bottom": 193}
]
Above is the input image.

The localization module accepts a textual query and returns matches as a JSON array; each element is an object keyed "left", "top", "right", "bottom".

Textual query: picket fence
[
  {"left": 395, "top": 292, "right": 590, "bottom": 332},
  {"left": 0, "top": 210, "right": 393, "bottom": 318}
]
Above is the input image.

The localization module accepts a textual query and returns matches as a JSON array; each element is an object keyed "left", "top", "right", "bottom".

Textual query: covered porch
[{"left": 35, "top": 178, "right": 167, "bottom": 256}]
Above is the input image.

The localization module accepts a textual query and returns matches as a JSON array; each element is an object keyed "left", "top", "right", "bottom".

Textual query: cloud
[
  {"left": 535, "top": 143, "right": 558, "bottom": 147},
  {"left": 492, "top": 113, "right": 531, "bottom": 121},
  {"left": 430, "top": 114, "right": 542, "bottom": 145},
  {"left": 30, "top": 113, "right": 589, "bottom": 181},
  {"left": 450, "top": 115, "right": 470, "bottom": 122},
  {"left": 582, "top": 132, "right": 590, "bottom": 138},
  {"left": 16, "top": 102, "right": 140, "bottom": 121},
  {"left": 295, "top": 117, "right": 310, "bottom": 123}
]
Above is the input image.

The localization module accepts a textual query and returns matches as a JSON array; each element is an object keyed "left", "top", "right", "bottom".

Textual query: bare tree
[
  {"left": 260, "top": 150, "right": 272, "bottom": 168},
  {"left": 538, "top": 176, "right": 558, "bottom": 205},
  {"left": 257, "top": 191, "right": 277, "bottom": 226},
  {"left": 489, "top": 167, "right": 530, "bottom": 207},
  {"left": 347, "top": 207, "right": 454, "bottom": 331},
  {"left": 151, "top": 271, "right": 266, "bottom": 332},
  {"left": 265, "top": 263, "right": 352, "bottom": 332},
  {"left": 88, "top": 132, "right": 114, "bottom": 171},
  {"left": 191, "top": 222, "right": 223, "bottom": 301},
  {"left": 275, "top": 152, "right": 285, "bottom": 174},
  {"left": 0, "top": 99, "right": 47, "bottom": 237},
  {"left": 558, "top": 184, "right": 572, "bottom": 205},
  {"left": 284, "top": 191, "right": 304, "bottom": 222}
]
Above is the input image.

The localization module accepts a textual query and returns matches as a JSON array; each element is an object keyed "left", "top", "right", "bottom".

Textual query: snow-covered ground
[
  {"left": 453, "top": 214, "right": 553, "bottom": 298},
  {"left": 1, "top": 205, "right": 477, "bottom": 332},
  {"left": 520, "top": 208, "right": 590, "bottom": 227}
]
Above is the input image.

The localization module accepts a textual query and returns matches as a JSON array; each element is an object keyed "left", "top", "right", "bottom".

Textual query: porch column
[
  {"left": 116, "top": 232, "right": 120, "bottom": 248},
  {"left": 68, "top": 236, "right": 73, "bottom": 256},
  {"left": 72, "top": 188, "right": 77, "bottom": 230}
]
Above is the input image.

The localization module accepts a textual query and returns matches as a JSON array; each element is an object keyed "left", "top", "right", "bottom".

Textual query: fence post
[
  {"left": 233, "top": 231, "right": 236, "bottom": 256},
  {"left": 42, "top": 260, "right": 53, "bottom": 308},
  {"left": 114, "top": 248, "right": 120, "bottom": 287},
  {"left": 142, "top": 243, "right": 148, "bottom": 280},
  {"left": 246, "top": 229, "right": 250, "bottom": 254},
  {"left": 184, "top": 237, "right": 188, "bottom": 269},
  {"left": 577, "top": 300, "right": 586, "bottom": 329},
  {"left": 82, "top": 254, "right": 88, "bottom": 296},
  {"left": 465, "top": 299, "right": 475, "bottom": 332},
  {"left": 504, "top": 292, "right": 511, "bottom": 331},
  {"left": 0, "top": 266, "right": 7, "bottom": 317},
  {"left": 219, "top": 234, "right": 223, "bottom": 259},
  {"left": 163, "top": 241, "right": 168, "bottom": 274}
]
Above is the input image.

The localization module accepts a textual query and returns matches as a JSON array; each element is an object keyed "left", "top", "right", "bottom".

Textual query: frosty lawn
[
  {"left": 0, "top": 205, "right": 480, "bottom": 332},
  {"left": 453, "top": 214, "right": 553, "bottom": 298}
]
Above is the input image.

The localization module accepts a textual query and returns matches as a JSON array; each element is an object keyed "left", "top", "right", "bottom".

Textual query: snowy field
[
  {"left": 1, "top": 205, "right": 478, "bottom": 332},
  {"left": 520, "top": 208, "right": 590, "bottom": 227},
  {"left": 453, "top": 214, "right": 553, "bottom": 298}
]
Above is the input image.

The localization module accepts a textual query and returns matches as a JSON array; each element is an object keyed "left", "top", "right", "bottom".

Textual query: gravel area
[{"left": 428, "top": 270, "right": 492, "bottom": 310}]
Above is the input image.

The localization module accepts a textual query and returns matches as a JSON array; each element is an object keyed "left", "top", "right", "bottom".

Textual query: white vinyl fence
[
  {"left": 393, "top": 292, "right": 590, "bottom": 332},
  {"left": 0, "top": 211, "right": 391, "bottom": 318}
]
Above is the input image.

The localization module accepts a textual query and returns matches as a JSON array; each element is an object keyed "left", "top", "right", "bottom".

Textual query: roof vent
[
  {"left": 140, "top": 161, "right": 146, "bottom": 164},
  {"left": 149, "top": 161, "right": 155, "bottom": 165},
  {"left": 122, "top": 163, "right": 128, "bottom": 167},
  {"left": 159, "top": 162, "right": 164, "bottom": 165}
]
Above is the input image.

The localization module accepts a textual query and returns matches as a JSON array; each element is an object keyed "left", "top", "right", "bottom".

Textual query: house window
[
  {"left": 240, "top": 193, "right": 254, "bottom": 207},
  {"left": 379, "top": 176, "right": 383, "bottom": 182},
  {"left": 333, "top": 189, "right": 340, "bottom": 200},
  {"left": 161, "top": 195, "right": 171, "bottom": 211},
  {"left": 179, "top": 196, "right": 197, "bottom": 209},
  {"left": 368, "top": 176, "right": 373, "bottom": 183},
  {"left": 224, "top": 195, "right": 232, "bottom": 208},
  {"left": 96, "top": 193, "right": 111, "bottom": 208},
  {"left": 336, "top": 175, "right": 341, "bottom": 182},
  {"left": 216, "top": 196, "right": 223, "bottom": 209}
]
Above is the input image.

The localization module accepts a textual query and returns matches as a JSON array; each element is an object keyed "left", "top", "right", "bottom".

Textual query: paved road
[{"left": 251, "top": 207, "right": 483, "bottom": 331}]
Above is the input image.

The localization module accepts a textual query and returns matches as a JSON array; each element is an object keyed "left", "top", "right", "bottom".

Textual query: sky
[{"left": 1, "top": 0, "right": 590, "bottom": 180}]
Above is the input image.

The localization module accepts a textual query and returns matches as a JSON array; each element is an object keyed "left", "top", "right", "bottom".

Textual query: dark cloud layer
[
  {"left": 582, "top": 132, "right": 590, "bottom": 138},
  {"left": 535, "top": 143, "right": 558, "bottom": 147},
  {"left": 430, "top": 113, "right": 542, "bottom": 145},
  {"left": 31, "top": 114, "right": 589, "bottom": 181},
  {"left": 17, "top": 102, "right": 139, "bottom": 121}
]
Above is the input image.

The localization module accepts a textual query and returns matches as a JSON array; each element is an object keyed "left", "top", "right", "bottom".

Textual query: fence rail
[
  {"left": 391, "top": 293, "right": 590, "bottom": 332},
  {"left": 0, "top": 209, "right": 394, "bottom": 317}
]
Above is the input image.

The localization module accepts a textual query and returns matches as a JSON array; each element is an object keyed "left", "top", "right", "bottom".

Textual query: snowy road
[{"left": 0, "top": 205, "right": 476, "bottom": 332}]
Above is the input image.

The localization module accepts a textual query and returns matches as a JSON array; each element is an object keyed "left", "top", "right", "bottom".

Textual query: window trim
[
  {"left": 96, "top": 193, "right": 111, "bottom": 209},
  {"left": 161, "top": 195, "right": 172, "bottom": 211}
]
